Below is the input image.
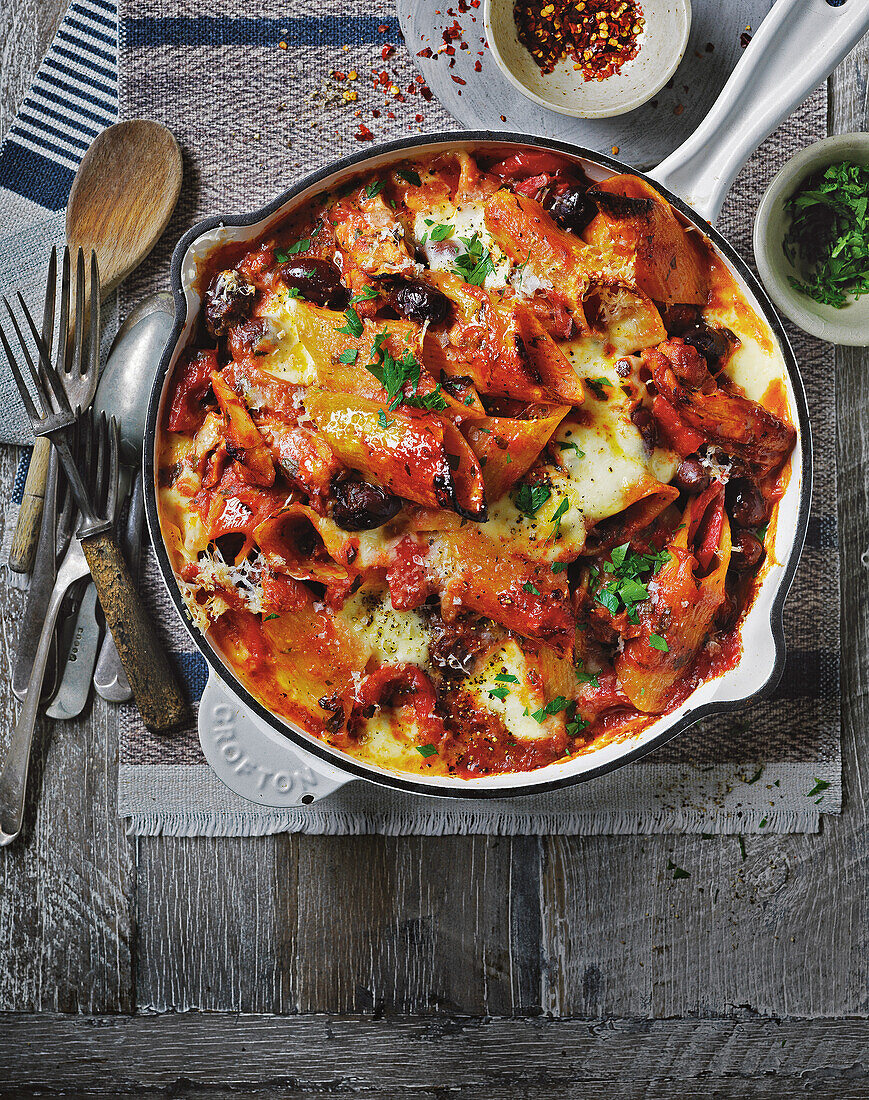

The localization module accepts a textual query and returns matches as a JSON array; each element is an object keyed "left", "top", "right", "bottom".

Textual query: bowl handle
[
  {"left": 198, "top": 673, "right": 351, "bottom": 808},
  {"left": 649, "top": 0, "right": 869, "bottom": 224}
]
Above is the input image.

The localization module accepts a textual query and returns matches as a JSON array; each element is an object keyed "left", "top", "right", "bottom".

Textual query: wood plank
[
  {"left": 1, "top": 1014, "right": 869, "bottom": 1098},
  {"left": 0, "top": 445, "right": 135, "bottom": 1013}
]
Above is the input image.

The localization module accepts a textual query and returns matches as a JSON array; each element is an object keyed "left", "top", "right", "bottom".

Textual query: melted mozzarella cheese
[
  {"left": 336, "top": 586, "right": 430, "bottom": 667},
  {"left": 412, "top": 202, "right": 513, "bottom": 290},
  {"left": 256, "top": 289, "right": 320, "bottom": 386},
  {"left": 465, "top": 640, "right": 553, "bottom": 741}
]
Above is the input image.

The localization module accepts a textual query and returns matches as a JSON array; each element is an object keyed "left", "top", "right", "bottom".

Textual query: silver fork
[
  {"left": 0, "top": 259, "right": 186, "bottom": 741},
  {"left": 0, "top": 415, "right": 117, "bottom": 845}
]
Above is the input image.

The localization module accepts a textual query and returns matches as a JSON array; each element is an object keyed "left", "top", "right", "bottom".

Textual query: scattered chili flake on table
[{"left": 514, "top": 0, "right": 645, "bottom": 80}]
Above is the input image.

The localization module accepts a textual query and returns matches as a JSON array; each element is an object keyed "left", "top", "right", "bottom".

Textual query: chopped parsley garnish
[
  {"left": 452, "top": 232, "right": 495, "bottom": 286},
  {"left": 488, "top": 686, "right": 511, "bottom": 701},
  {"left": 522, "top": 581, "right": 540, "bottom": 595},
  {"left": 377, "top": 409, "right": 394, "bottom": 429},
  {"left": 364, "top": 331, "right": 447, "bottom": 412},
  {"left": 397, "top": 168, "right": 422, "bottom": 186},
  {"left": 667, "top": 859, "right": 690, "bottom": 880},
  {"left": 286, "top": 287, "right": 301, "bottom": 299},
  {"left": 558, "top": 440, "right": 585, "bottom": 458},
  {"left": 351, "top": 286, "right": 379, "bottom": 304},
  {"left": 337, "top": 348, "right": 358, "bottom": 364},
  {"left": 495, "top": 672, "right": 519, "bottom": 684},
  {"left": 549, "top": 497, "right": 569, "bottom": 540},
  {"left": 807, "top": 778, "right": 831, "bottom": 797},
  {"left": 416, "top": 744, "right": 438, "bottom": 758},
  {"left": 513, "top": 482, "right": 551, "bottom": 516},
  {"left": 403, "top": 384, "right": 448, "bottom": 411},
  {"left": 648, "top": 633, "right": 669, "bottom": 652},
  {"left": 429, "top": 222, "right": 455, "bottom": 242},
  {"left": 783, "top": 161, "right": 869, "bottom": 307},
  {"left": 364, "top": 180, "right": 385, "bottom": 198},
  {"left": 463, "top": 394, "right": 475, "bottom": 406},
  {"left": 745, "top": 766, "right": 764, "bottom": 785},
  {"left": 566, "top": 713, "right": 589, "bottom": 736},
  {"left": 586, "top": 376, "right": 612, "bottom": 401},
  {"left": 594, "top": 543, "right": 670, "bottom": 624},
  {"left": 336, "top": 306, "right": 364, "bottom": 338},
  {"left": 275, "top": 238, "right": 311, "bottom": 261},
  {"left": 576, "top": 661, "right": 599, "bottom": 688},
  {"left": 263, "top": 613, "right": 280, "bottom": 621},
  {"left": 551, "top": 562, "right": 568, "bottom": 574},
  {"left": 530, "top": 696, "right": 572, "bottom": 723},
  {"left": 756, "top": 521, "right": 769, "bottom": 541}
]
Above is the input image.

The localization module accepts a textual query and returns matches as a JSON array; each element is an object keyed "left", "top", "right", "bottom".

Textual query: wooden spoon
[{"left": 9, "top": 120, "right": 183, "bottom": 573}]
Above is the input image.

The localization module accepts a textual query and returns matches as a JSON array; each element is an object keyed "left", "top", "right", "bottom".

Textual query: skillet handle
[{"left": 649, "top": 0, "right": 869, "bottom": 224}]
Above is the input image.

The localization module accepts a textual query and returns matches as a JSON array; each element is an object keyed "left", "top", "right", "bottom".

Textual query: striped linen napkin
[{"left": 0, "top": 0, "right": 841, "bottom": 834}]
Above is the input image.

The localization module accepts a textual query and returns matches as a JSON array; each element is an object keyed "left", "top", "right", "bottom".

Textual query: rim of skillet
[{"left": 143, "top": 129, "right": 813, "bottom": 800}]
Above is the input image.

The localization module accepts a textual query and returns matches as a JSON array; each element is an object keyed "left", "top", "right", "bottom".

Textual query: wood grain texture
[
  {"left": 0, "top": 1, "right": 868, "bottom": 1076},
  {"left": 1, "top": 1014, "right": 869, "bottom": 1098},
  {"left": 8, "top": 437, "right": 51, "bottom": 573}
]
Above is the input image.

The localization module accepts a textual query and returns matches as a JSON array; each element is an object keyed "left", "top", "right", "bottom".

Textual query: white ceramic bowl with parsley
[{"left": 754, "top": 132, "right": 869, "bottom": 346}]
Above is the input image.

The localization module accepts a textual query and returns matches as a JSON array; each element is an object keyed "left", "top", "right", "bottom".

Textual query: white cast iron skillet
[{"left": 145, "top": 0, "right": 866, "bottom": 807}]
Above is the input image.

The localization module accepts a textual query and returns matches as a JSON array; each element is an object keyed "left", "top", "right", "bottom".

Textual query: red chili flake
[
  {"left": 451, "top": 74, "right": 467, "bottom": 84},
  {"left": 378, "top": 23, "right": 389, "bottom": 32},
  {"left": 372, "top": 109, "right": 382, "bottom": 118},
  {"left": 415, "top": 74, "right": 426, "bottom": 82},
  {"left": 378, "top": 71, "right": 390, "bottom": 85},
  {"left": 355, "top": 124, "right": 374, "bottom": 141},
  {"left": 500, "top": 114, "right": 507, "bottom": 122},
  {"left": 449, "top": 57, "right": 456, "bottom": 67},
  {"left": 416, "top": 113, "right": 424, "bottom": 122},
  {"left": 471, "top": 0, "right": 480, "bottom": 7},
  {"left": 458, "top": 0, "right": 469, "bottom": 10},
  {"left": 515, "top": 0, "right": 645, "bottom": 80},
  {"left": 445, "top": 45, "right": 456, "bottom": 55},
  {"left": 417, "top": 46, "right": 434, "bottom": 57},
  {"left": 406, "top": 82, "right": 417, "bottom": 93},
  {"left": 421, "top": 85, "right": 433, "bottom": 100},
  {"left": 673, "top": 103, "right": 684, "bottom": 115},
  {"left": 387, "top": 111, "right": 396, "bottom": 119},
  {"left": 382, "top": 44, "right": 395, "bottom": 59},
  {"left": 474, "top": 59, "right": 482, "bottom": 71},
  {"left": 443, "top": 20, "right": 462, "bottom": 41},
  {"left": 333, "top": 70, "right": 346, "bottom": 80},
  {"left": 740, "top": 31, "right": 752, "bottom": 47}
]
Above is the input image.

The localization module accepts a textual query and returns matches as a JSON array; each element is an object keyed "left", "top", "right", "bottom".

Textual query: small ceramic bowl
[
  {"left": 754, "top": 132, "right": 869, "bottom": 347},
  {"left": 484, "top": 0, "right": 691, "bottom": 119}
]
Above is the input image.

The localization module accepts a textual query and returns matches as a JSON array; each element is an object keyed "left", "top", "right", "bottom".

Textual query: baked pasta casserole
[{"left": 157, "top": 149, "right": 796, "bottom": 777}]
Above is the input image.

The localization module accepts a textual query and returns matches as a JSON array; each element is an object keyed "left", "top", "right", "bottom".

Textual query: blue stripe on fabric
[
  {"left": 69, "top": 1, "right": 117, "bottom": 32},
  {"left": 0, "top": 138, "right": 75, "bottom": 210},
  {"left": 123, "top": 14, "right": 401, "bottom": 48},
  {"left": 21, "top": 98, "right": 102, "bottom": 142},
  {"left": 43, "top": 57, "right": 117, "bottom": 102},
  {"left": 36, "top": 69, "right": 117, "bottom": 121},
  {"left": 61, "top": 12, "right": 117, "bottom": 49},
  {"left": 6, "top": 125, "right": 81, "bottom": 167},
  {"left": 30, "top": 83, "right": 115, "bottom": 131},
  {"left": 11, "top": 450, "right": 32, "bottom": 505},
  {"left": 17, "top": 112, "right": 92, "bottom": 155},
  {"left": 52, "top": 41, "right": 117, "bottom": 83},
  {"left": 175, "top": 651, "right": 209, "bottom": 704}
]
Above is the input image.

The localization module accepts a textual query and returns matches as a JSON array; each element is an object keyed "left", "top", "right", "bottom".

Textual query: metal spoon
[{"left": 47, "top": 292, "right": 175, "bottom": 714}]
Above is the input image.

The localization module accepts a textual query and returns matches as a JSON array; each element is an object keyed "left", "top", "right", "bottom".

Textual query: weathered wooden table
[{"left": 1, "top": 5, "right": 867, "bottom": 1095}]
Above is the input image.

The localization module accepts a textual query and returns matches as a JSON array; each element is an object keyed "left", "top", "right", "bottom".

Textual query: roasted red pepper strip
[
  {"left": 652, "top": 395, "right": 706, "bottom": 456},
  {"left": 167, "top": 349, "right": 217, "bottom": 433}
]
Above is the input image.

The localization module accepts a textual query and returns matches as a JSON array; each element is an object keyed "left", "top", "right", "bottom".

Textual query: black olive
[
  {"left": 332, "top": 480, "right": 402, "bottom": 531},
  {"left": 630, "top": 405, "right": 657, "bottom": 450},
  {"left": 547, "top": 187, "right": 595, "bottom": 235},
  {"left": 204, "top": 270, "right": 255, "bottom": 337},
  {"left": 730, "top": 528, "right": 766, "bottom": 572},
  {"left": 281, "top": 258, "right": 347, "bottom": 309},
  {"left": 660, "top": 303, "right": 701, "bottom": 336},
  {"left": 387, "top": 279, "right": 451, "bottom": 325},
  {"left": 726, "top": 479, "right": 770, "bottom": 529},
  {"left": 673, "top": 456, "right": 711, "bottom": 494},
  {"left": 682, "top": 324, "right": 732, "bottom": 369}
]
